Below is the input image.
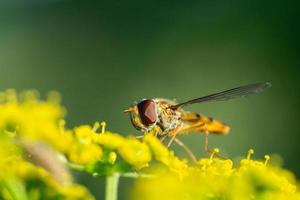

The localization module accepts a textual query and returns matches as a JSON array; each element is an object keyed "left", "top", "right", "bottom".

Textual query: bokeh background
[{"left": 0, "top": 0, "right": 299, "bottom": 199}]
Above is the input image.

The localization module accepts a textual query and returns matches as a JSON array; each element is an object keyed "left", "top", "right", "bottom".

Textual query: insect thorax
[{"left": 154, "top": 99, "right": 182, "bottom": 135}]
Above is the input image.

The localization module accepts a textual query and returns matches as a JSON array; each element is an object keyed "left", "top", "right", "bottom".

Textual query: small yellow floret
[
  {"left": 93, "top": 132, "right": 125, "bottom": 149},
  {"left": 118, "top": 137, "right": 151, "bottom": 169}
]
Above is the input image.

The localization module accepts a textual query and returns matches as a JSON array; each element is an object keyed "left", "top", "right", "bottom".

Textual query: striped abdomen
[{"left": 177, "top": 112, "right": 230, "bottom": 135}]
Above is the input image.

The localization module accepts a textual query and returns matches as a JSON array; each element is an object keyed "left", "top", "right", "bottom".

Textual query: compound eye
[{"left": 137, "top": 99, "right": 157, "bottom": 126}]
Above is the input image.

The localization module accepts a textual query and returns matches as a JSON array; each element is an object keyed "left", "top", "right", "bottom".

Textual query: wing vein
[{"left": 171, "top": 82, "right": 271, "bottom": 109}]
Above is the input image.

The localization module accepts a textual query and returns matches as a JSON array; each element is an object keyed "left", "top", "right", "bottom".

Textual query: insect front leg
[
  {"left": 165, "top": 125, "right": 182, "bottom": 147},
  {"left": 173, "top": 137, "right": 197, "bottom": 163},
  {"left": 167, "top": 132, "right": 178, "bottom": 147}
]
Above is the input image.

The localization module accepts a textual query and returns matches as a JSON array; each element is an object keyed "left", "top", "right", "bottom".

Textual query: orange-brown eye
[{"left": 137, "top": 99, "right": 156, "bottom": 126}]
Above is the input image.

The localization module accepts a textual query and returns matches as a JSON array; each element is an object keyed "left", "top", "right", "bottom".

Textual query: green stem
[
  {"left": 122, "top": 172, "right": 154, "bottom": 178},
  {"left": 3, "top": 178, "right": 28, "bottom": 200},
  {"left": 105, "top": 173, "right": 120, "bottom": 200},
  {"left": 67, "top": 162, "right": 85, "bottom": 171}
]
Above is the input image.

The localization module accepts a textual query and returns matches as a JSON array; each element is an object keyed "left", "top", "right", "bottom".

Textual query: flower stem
[
  {"left": 122, "top": 172, "right": 154, "bottom": 178},
  {"left": 105, "top": 173, "right": 120, "bottom": 200},
  {"left": 4, "top": 178, "right": 28, "bottom": 200}
]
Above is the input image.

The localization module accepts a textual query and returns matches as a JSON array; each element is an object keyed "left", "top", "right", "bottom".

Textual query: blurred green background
[{"left": 0, "top": 0, "right": 299, "bottom": 199}]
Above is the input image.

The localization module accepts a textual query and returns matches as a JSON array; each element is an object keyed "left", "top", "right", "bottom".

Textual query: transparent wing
[{"left": 170, "top": 82, "right": 271, "bottom": 109}]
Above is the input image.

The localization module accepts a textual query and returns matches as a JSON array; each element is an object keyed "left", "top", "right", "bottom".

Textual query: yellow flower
[
  {"left": 108, "top": 152, "right": 117, "bottom": 164},
  {"left": 0, "top": 89, "right": 65, "bottom": 152},
  {"left": 143, "top": 134, "right": 170, "bottom": 162},
  {"left": 74, "top": 125, "right": 94, "bottom": 144},
  {"left": 143, "top": 134, "right": 188, "bottom": 175},
  {"left": 0, "top": 90, "right": 96, "bottom": 199},
  {"left": 1, "top": 89, "right": 300, "bottom": 200},
  {"left": 0, "top": 152, "right": 94, "bottom": 200},
  {"left": 58, "top": 129, "right": 75, "bottom": 153},
  {"left": 198, "top": 156, "right": 233, "bottom": 176},
  {"left": 68, "top": 143, "right": 103, "bottom": 165},
  {"left": 93, "top": 132, "right": 126, "bottom": 149},
  {"left": 62, "top": 125, "right": 103, "bottom": 165},
  {"left": 118, "top": 137, "right": 151, "bottom": 169},
  {"left": 132, "top": 150, "right": 300, "bottom": 200},
  {"left": 0, "top": 139, "right": 21, "bottom": 177}
]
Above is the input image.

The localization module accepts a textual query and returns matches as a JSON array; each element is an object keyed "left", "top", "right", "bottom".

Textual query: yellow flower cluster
[
  {"left": 65, "top": 126, "right": 181, "bottom": 170},
  {"left": 69, "top": 127, "right": 189, "bottom": 171},
  {"left": 0, "top": 138, "right": 93, "bottom": 200},
  {"left": 0, "top": 90, "right": 94, "bottom": 199},
  {"left": 66, "top": 125, "right": 103, "bottom": 165},
  {"left": 14, "top": 160, "right": 94, "bottom": 200},
  {"left": 0, "top": 89, "right": 66, "bottom": 150},
  {"left": 0, "top": 89, "right": 190, "bottom": 199},
  {"left": 0, "top": 89, "right": 186, "bottom": 171},
  {"left": 132, "top": 149, "right": 300, "bottom": 200},
  {"left": 1, "top": 89, "right": 300, "bottom": 200},
  {"left": 64, "top": 126, "right": 153, "bottom": 169},
  {"left": 143, "top": 134, "right": 188, "bottom": 176},
  {"left": 60, "top": 121, "right": 187, "bottom": 171}
]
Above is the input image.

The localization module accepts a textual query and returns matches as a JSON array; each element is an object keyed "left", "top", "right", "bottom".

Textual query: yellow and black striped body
[{"left": 177, "top": 112, "right": 230, "bottom": 136}]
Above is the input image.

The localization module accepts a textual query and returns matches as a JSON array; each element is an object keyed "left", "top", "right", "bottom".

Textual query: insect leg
[
  {"left": 203, "top": 127, "right": 226, "bottom": 159},
  {"left": 166, "top": 125, "right": 182, "bottom": 147},
  {"left": 173, "top": 137, "right": 197, "bottom": 163},
  {"left": 204, "top": 131, "right": 209, "bottom": 152},
  {"left": 159, "top": 134, "right": 168, "bottom": 142},
  {"left": 167, "top": 133, "right": 178, "bottom": 147},
  {"left": 203, "top": 125, "right": 217, "bottom": 155}
]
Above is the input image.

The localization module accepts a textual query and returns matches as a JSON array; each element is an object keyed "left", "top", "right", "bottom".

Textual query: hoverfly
[{"left": 124, "top": 82, "right": 271, "bottom": 162}]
